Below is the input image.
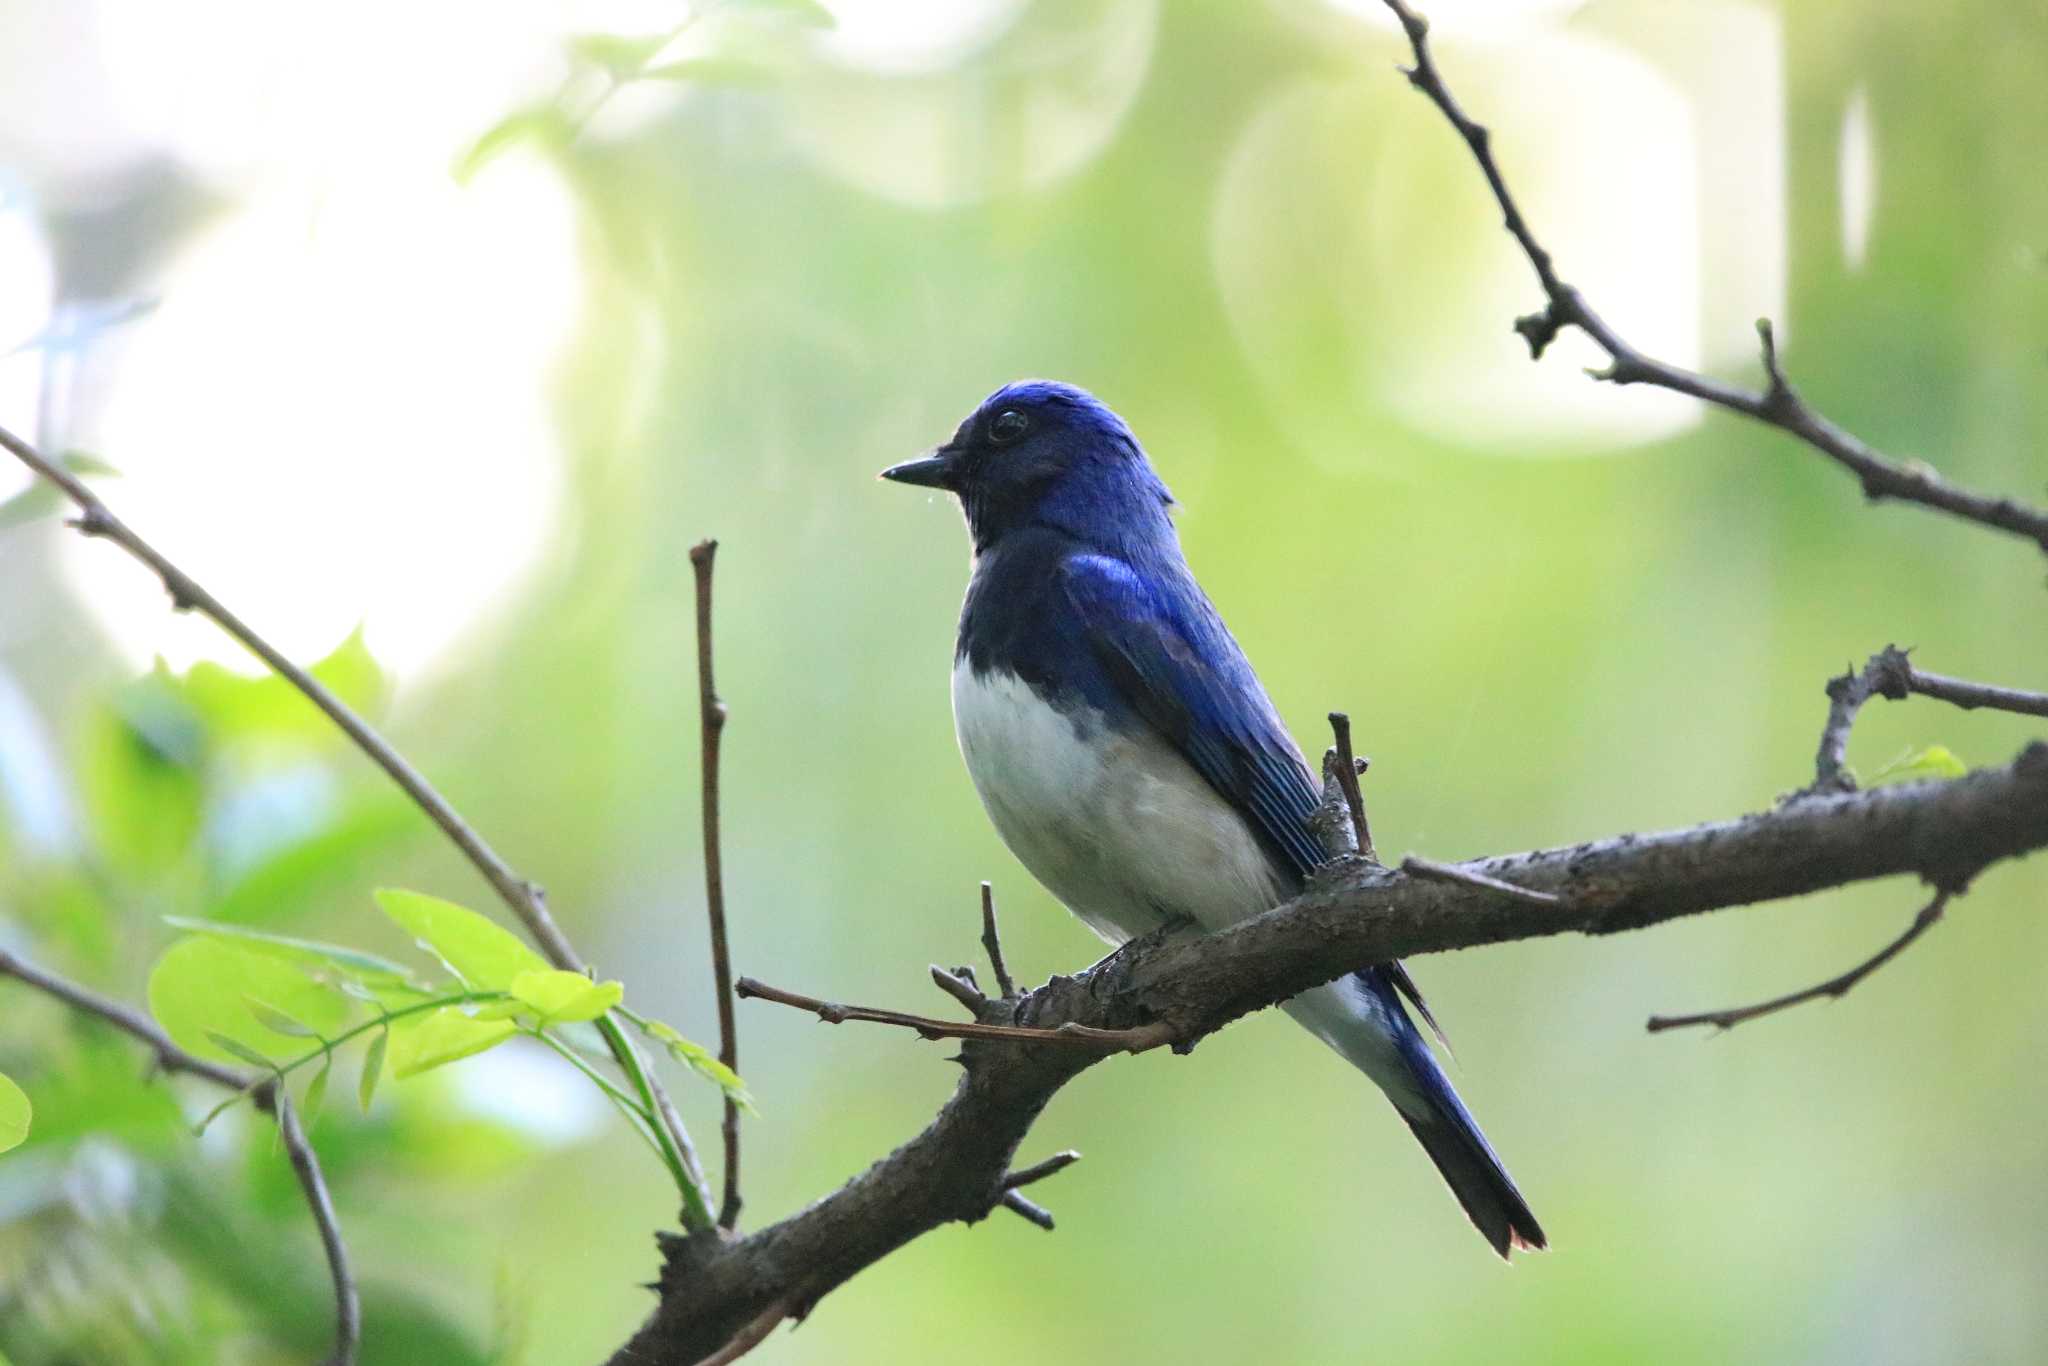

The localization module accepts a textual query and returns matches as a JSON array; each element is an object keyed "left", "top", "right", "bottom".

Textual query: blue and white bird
[{"left": 882, "top": 380, "right": 1543, "bottom": 1257}]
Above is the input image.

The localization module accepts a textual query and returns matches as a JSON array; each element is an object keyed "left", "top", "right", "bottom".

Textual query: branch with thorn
[
  {"left": 1375, "top": 0, "right": 2048, "bottom": 556},
  {"left": 0, "top": 949, "right": 360, "bottom": 1366}
]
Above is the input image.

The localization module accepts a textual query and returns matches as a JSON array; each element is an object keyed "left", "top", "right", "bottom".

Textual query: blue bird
[{"left": 882, "top": 380, "right": 1544, "bottom": 1257}]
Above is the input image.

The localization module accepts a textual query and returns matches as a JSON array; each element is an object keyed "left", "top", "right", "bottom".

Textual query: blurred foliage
[{"left": 6, "top": 1, "right": 2048, "bottom": 1364}]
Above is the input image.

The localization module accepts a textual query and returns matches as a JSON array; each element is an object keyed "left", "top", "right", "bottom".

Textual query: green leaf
[
  {"left": 0, "top": 1072, "right": 30, "bottom": 1153},
  {"left": 388, "top": 1008, "right": 517, "bottom": 1079},
  {"left": 508, "top": 969, "right": 623, "bottom": 1023},
  {"left": 165, "top": 915, "right": 422, "bottom": 989},
  {"left": 149, "top": 937, "right": 352, "bottom": 1066},
  {"left": 205, "top": 1030, "right": 282, "bottom": 1073},
  {"left": 642, "top": 1018, "right": 755, "bottom": 1113},
  {"left": 205, "top": 795, "right": 416, "bottom": 926},
  {"left": 80, "top": 674, "right": 206, "bottom": 876},
  {"left": 453, "top": 106, "right": 575, "bottom": 184},
  {"left": 302, "top": 1058, "right": 331, "bottom": 1124},
  {"left": 569, "top": 31, "right": 669, "bottom": 75},
  {"left": 375, "top": 888, "right": 549, "bottom": 990},
  {"left": 1874, "top": 744, "right": 1969, "bottom": 784},
  {"left": 359, "top": 1029, "right": 388, "bottom": 1112},
  {"left": 244, "top": 997, "right": 319, "bottom": 1038},
  {"left": 179, "top": 627, "right": 385, "bottom": 748}
]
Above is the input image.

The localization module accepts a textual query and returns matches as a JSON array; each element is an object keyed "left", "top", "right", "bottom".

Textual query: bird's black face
[{"left": 881, "top": 382, "right": 1128, "bottom": 545}]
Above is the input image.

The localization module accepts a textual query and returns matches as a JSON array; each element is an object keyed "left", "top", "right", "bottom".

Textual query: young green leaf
[
  {"left": 569, "top": 31, "right": 669, "bottom": 76},
  {"left": 0, "top": 1072, "right": 30, "bottom": 1153},
  {"left": 302, "top": 1058, "right": 332, "bottom": 1125},
  {"left": 205, "top": 1031, "right": 282, "bottom": 1074},
  {"left": 164, "top": 915, "right": 422, "bottom": 989},
  {"left": 735, "top": 0, "right": 836, "bottom": 27},
  {"left": 508, "top": 969, "right": 623, "bottom": 1023},
  {"left": 243, "top": 997, "right": 319, "bottom": 1039},
  {"left": 150, "top": 937, "right": 352, "bottom": 1066},
  {"left": 1874, "top": 744, "right": 1969, "bottom": 784},
  {"left": 389, "top": 1008, "right": 518, "bottom": 1079},
  {"left": 454, "top": 106, "right": 575, "bottom": 184},
  {"left": 359, "top": 1028, "right": 389, "bottom": 1113},
  {"left": 641, "top": 1018, "right": 755, "bottom": 1113},
  {"left": 374, "top": 888, "right": 549, "bottom": 990}
]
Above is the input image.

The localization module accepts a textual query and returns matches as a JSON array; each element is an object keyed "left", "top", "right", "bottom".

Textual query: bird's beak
[{"left": 879, "top": 446, "right": 960, "bottom": 491}]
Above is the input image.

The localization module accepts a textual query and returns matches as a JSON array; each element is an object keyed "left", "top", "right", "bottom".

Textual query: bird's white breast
[{"left": 951, "top": 662, "right": 1291, "bottom": 945}]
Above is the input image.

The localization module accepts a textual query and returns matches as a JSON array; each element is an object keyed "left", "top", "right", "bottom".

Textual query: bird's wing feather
[
  {"left": 1059, "top": 552, "right": 1455, "bottom": 1052},
  {"left": 1058, "top": 553, "right": 1327, "bottom": 879}
]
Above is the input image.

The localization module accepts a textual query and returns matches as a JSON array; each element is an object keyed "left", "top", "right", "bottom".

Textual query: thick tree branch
[
  {"left": 690, "top": 538, "right": 744, "bottom": 1230},
  {"left": 612, "top": 742, "right": 2048, "bottom": 1364},
  {"left": 0, "top": 949, "right": 360, "bottom": 1366},
  {"left": 1646, "top": 889, "right": 1952, "bottom": 1033},
  {"left": 0, "top": 420, "right": 716, "bottom": 1231},
  {"left": 1375, "top": 1, "right": 2048, "bottom": 555}
]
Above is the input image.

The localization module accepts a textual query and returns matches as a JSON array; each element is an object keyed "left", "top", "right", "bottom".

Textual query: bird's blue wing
[{"left": 1058, "top": 553, "right": 1327, "bottom": 879}]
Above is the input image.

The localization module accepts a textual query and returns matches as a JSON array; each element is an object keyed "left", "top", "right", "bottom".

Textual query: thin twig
[
  {"left": 1805, "top": 645, "right": 2048, "bottom": 794},
  {"left": 1647, "top": 890, "right": 1952, "bottom": 1033},
  {"left": 980, "top": 882, "right": 1018, "bottom": 1000},
  {"left": 690, "top": 538, "right": 743, "bottom": 1231},
  {"left": 1326, "top": 712, "right": 1376, "bottom": 862},
  {"left": 929, "top": 964, "right": 986, "bottom": 1014},
  {"left": 685, "top": 1298, "right": 791, "bottom": 1366},
  {"left": 733, "top": 977, "right": 1175, "bottom": 1053},
  {"left": 0, "top": 950, "right": 360, "bottom": 1365},
  {"left": 1400, "top": 855, "right": 1561, "bottom": 908},
  {"left": 1002, "top": 1150, "right": 1080, "bottom": 1190},
  {"left": 1377, "top": 2, "right": 2048, "bottom": 555},
  {"left": 0, "top": 421, "right": 715, "bottom": 1232},
  {"left": 999, "top": 1191, "right": 1056, "bottom": 1230}
]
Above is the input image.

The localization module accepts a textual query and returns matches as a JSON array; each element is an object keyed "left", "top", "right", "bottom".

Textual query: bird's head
[{"left": 882, "top": 380, "right": 1174, "bottom": 551}]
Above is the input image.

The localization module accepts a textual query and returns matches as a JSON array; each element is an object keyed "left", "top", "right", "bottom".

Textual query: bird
[{"left": 881, "top": 379, "right": 1543, "bottom": 1257}]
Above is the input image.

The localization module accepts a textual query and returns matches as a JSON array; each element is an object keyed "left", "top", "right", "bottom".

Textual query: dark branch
[
  {"left": 0, "top": 420, "right": 715, "bottom": 1232},
  {"left": 1376, "top": 2, "right": 2048, "bottom": 556},
  {"left": 1646, "top": 889, "right": 1952, "bottom": 1032},
  {"left": 613, "top": 743, "right": 2048, "bottom": 1363},
  {"left": 733, "top": 975, "right": 1175, "bottom": 1052},
  {"left": 1326, "top": 713, "right": 1377, "bottom": 862},
  {"left": 0, "top": 949, "right": 360, "bottom": 1366},
  {"left": 690, "top": 538, "right": 744, "bottom": 1231},
  {"left": 1808, "top": 645, "right": 2048, "bottom": 793}
]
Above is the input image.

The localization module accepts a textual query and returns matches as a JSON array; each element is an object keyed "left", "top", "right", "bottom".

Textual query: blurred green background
[{"left": 3, "top": 0, "right": 2047, "bottom": 1361}]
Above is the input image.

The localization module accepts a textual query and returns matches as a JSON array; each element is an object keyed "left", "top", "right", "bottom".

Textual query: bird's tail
[{"left": 1282, "top": 971, "right": 1545, "bottom": 1258}]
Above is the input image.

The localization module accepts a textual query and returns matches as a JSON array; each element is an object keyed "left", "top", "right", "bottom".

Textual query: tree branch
[
  {"left": 1646, "top": 889, "right": 1952, "bottom": 1033},
  {"left": 0, "top": 949, "right": 360, "bottom": 1366},
  {"left": 0, "top": 420, "right": 716, "bottom": 1232},
  {"left": 690, "top": 538, "right": 744, "bottom": 1230},
  {"left": 611, "top": 741, "right": 2048, "bottom": 1363},
  {"left": 1375, "top": 1, "right": 2048, "bottom": 555},
  {"left": 1808, "top": 644, "right": 2048, "bottom": 793}
]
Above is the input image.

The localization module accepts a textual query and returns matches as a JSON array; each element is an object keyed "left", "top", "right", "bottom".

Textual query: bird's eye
[{"left": 988, "top": 409, "right": 1030, "bottom": 445}]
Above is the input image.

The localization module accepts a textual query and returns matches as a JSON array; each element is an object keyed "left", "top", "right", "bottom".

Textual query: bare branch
[
  {"left": 732, "top": 976, "right": 1175, "bottom": 1052},
  {"left": 980, "top": 882, "right": 1018, "bottom": 1000},
  {"left": 929, "top": 964, "right": 987, "bottom": 1014},
  {"left": 1647, "top": 889, "right": 1952, "bottom": 1033},
  {"left": 690, "top": 538, "right": 744, "bottom": 1231},
  {"left": 0, "top": 949, "right": 360, "bottom": 1365},
  {"left": 613, "top": 744, "right": 2048, "bottom": 1363},
  {"left": 1326, "top": 712, "right": 1377, "bottom": 862},
  {"left": 1003, "top": 1150, "right": 1081, "bottom": 1191},
  {"left": 1375, "top": 2, "right": 2048, "bottom": 556},
  {"left": 0, "top": 420, "right": 716, "bottom": 1231},
  {"left": 1808, "top": 645, "right": 2048, "bottom": 793},
  {"left": 999, "top": 1191, "right": 1056, "bottom": 1230},
  {"left": 1400, "top": 855, "right": 1561, "bottom": 908}
]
